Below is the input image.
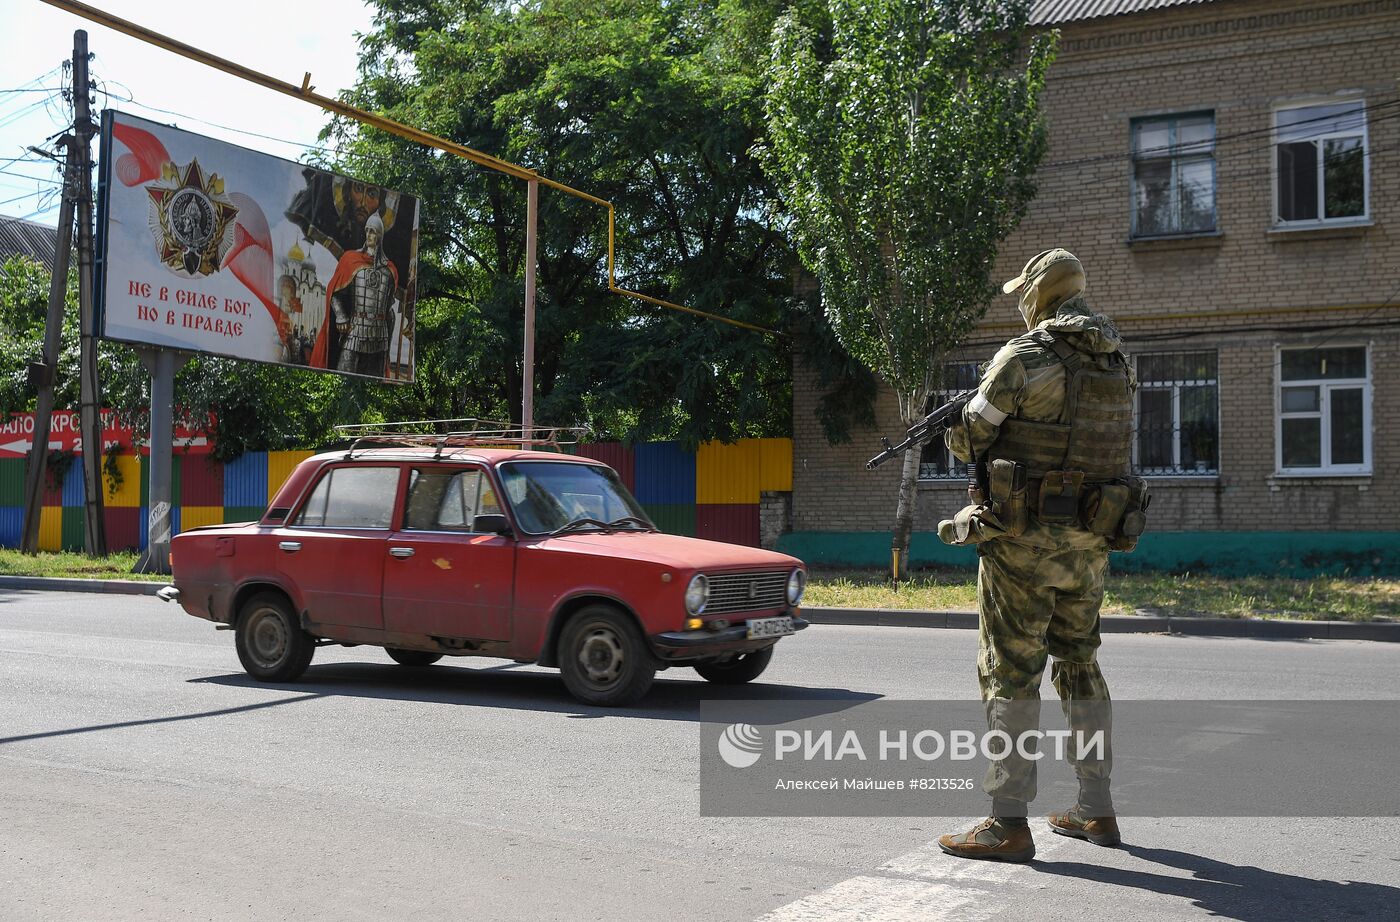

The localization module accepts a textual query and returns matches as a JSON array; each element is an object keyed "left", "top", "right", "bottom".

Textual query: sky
[{"left": 0, "top": 0, "right": 377, "bottom": 226}]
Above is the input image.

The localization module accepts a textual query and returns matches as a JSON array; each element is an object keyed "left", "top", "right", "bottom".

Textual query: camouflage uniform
[{"left": 943, "top": 251, "right": 1133, "bottom": 820}]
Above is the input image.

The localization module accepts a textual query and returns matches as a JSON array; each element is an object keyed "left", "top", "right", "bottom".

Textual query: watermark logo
[{"left": 717, "top": 723, "right": 764, "bottom": 768}]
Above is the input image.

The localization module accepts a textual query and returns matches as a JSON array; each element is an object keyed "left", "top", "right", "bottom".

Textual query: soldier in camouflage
[{"left": 936, "top": 249, "right": 1136, "bottom": 863}]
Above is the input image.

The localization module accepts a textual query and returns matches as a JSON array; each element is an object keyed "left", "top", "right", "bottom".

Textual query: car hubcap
[
  {"left": 578, "top": 626, "right": 624, "bottom": 686},
  {"left": 248, "top": 609, "right": 288, "bottom": 668}
]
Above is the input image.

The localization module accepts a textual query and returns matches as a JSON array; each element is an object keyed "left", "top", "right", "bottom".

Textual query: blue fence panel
[
  {"left": 633, "top": 441, "right": 695, "bottom": 505},
  {"left": 0, "top": 506, "right": 21, "bottom": 547},
  {"left": 61, "top": 459, "right": 85, "bottom": 507},
  {"left": 223, "top": 451, "right": 269, "bottom": 508}
]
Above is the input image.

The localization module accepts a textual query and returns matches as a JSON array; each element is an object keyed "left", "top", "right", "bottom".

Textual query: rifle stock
[{"left": 864, "top": 390, "right": 976, "bottom": 470}]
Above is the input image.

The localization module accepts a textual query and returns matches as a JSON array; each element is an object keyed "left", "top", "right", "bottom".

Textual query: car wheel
[
  {"left": 235, "top": 592, "right": 315, "bottom": 682},
  {"left": 558, "top": 605, "right": 656, "bottom": 706},
  {"left": 694, "top": 646, "right": 774, "bottom": 685},
  {"left": 386, "top": 648, "right": 443, "bottom": 667}
]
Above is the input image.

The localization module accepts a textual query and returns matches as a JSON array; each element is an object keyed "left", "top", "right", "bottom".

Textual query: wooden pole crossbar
[{"left": 38, "top": 0, "right": 781, "bottom": 338}]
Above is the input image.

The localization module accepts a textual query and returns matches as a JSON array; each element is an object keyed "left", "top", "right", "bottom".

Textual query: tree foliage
[
  {"left": 325, "top": 0, "right": 799, "bottom": 445},
  {"left": 758, "top": 0, "right": 1055, "bottom": 570},
  {"left": 760, "top": 0, "right": 1054, "bottom": 421}
]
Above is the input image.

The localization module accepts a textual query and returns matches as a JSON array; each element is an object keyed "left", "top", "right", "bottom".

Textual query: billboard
[{"left": 97, "top": 110, "right": 420, "bottom": 382}]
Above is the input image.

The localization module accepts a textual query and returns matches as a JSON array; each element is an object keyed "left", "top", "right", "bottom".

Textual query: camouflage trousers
[{"left": 977, "top": 535, "right": 1114, "bottom": 816}]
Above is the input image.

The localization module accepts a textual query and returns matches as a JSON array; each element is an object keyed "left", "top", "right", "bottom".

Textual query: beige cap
[{"left": 1002, "top": 248, "right": 1083, "bottom": 294}]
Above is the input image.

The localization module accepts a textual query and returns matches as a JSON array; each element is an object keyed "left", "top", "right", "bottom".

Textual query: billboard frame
[{"left": 95, "top": 108, "right": 420, "bottom": 385}]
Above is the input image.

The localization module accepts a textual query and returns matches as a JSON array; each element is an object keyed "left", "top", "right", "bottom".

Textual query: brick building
[{"left": 783, "top": 0, "right": 1400, "bottom": 575}]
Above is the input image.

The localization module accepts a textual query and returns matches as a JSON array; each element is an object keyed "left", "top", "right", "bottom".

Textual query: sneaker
[
  {"left": 1047, "top": 806, "right": 1121, "bottom": 846},
  {"left": 937, "top": 817, "right": 1036, "bottom": 863}
]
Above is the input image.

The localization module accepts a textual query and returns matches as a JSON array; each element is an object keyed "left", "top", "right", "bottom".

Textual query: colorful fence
[{"left": 0, "top": 440, "right": 792, "bottom": 552}]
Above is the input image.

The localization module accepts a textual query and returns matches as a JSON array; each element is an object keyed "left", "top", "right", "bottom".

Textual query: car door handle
[
  {"left": 389, "top": 547, "right": 415, "bottom": 559},
  {"left": 278, "top": 541, "right": 302, "bottom": 553}
]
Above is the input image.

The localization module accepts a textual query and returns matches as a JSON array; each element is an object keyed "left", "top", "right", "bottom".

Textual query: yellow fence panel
[
  {"left": 103, "top": 454, "right": 142, "bottom": 508},
  {"left": 696, "top": 440, "right": 760, "bottom": 505},
  {"left": 266, "top": 450, "right": 314, "bottom": 500},
  {"left": 38, "top": 506, "right": 62, "bottom": 551},
  {"left": 756, "top": 438, "right": 793, "bottom": 493},
  {"left": 181, "top": 505, "right": 223, "bottom": 530}
]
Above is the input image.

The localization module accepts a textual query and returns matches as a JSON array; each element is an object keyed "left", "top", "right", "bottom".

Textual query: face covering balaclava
[{"left": 1003, "top": 249, "right": 1086, "bottom": 330}]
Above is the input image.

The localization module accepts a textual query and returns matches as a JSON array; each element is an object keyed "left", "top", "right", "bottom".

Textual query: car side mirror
[{"left": 473, "top": 513, "right": 512, "bottom": 537}]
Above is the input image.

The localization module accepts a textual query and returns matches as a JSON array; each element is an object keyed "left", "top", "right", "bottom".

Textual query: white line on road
[
  {"left": 757, "top": 819, "right": 1072, "bottom": 921},
  {"left": 758, "top": 879, "right": 992, "bottom": 922}
]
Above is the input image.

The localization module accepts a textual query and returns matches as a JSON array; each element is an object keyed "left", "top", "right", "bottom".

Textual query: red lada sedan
[{"left": 162, "top": 445, "right": 808, "bottom": 705}]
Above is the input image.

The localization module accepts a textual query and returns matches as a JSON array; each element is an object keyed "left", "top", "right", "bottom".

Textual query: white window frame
[
  {"left": 1132, "top": 351, "right": 1220, "bottom": 477},
  {"left": 1274, "top": 343, "right": 1372, "bottom": 477},
  {"left": 918, "top": 361, "right": 982, "bottom": 482},
  {"left": 1130, "top": 111, "right": 1217, "bottom": 238},
  {"left": 1272, "top": 97, "right": 1371, "bottom": 228}
]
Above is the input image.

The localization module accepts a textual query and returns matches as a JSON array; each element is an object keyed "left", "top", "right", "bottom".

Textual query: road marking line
[
  {"left": 757, "top": 819, "right": 1071, "bottom": 921},
  {"left": 758, "top": 879, "right": 991, "bottom": 922},
  {"left": 880, "top": 823, "right": 1071, "bottom": 883}
]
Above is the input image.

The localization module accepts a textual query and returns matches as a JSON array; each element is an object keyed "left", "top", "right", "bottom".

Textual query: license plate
[{"left": 747, "top": 616, "right": 794, "bottom": 639}]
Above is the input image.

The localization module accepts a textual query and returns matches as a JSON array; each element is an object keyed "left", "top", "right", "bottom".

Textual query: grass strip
[{"left": 806, "top": 568, "right": 1398, "bottom": 622}]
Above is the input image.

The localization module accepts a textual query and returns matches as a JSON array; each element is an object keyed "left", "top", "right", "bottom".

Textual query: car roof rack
[{"left": 334, "top": 418, "right": 592, "bottom": 460}]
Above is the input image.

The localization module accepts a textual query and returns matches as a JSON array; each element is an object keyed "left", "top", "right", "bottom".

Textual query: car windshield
[{"left": 498, "top": 461, "right": 653, "bottom": 535}]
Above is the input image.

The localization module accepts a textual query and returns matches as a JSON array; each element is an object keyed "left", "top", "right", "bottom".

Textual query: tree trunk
[{"left": 890, "top": 434, "right": 922, "bottom": 581}]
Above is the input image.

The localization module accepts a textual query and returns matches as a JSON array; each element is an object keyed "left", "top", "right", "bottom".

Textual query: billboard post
[
  {"left": 134, "top": 348, "right": 187, "bottom": 574},
  {"left": 523, "top": 178, "right": 537, "bottom": 432}
]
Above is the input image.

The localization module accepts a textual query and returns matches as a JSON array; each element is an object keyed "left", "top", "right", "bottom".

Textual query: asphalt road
[{"left": 2, "top": 589, "right": 1398, "bottom": 921}]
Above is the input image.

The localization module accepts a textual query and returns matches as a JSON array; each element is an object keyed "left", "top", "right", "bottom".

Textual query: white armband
[{"left": 968, "top": 393, "right": 1008, "bottom": 426}]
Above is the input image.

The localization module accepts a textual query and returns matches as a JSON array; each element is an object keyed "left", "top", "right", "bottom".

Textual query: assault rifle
[{"left": 865, "top": 390, "right": 977, "bottom": 470}]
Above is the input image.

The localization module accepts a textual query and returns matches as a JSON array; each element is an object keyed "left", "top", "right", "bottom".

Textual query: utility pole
[
  {"left": 19, "top": 118, "right": 78, "bottom": 551},
  {"left": 72, "top": 29, "right": 106, "bottom": 555}
]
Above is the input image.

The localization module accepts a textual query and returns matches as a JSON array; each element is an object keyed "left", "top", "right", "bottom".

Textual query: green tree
[
  {"left": 759, "top": 0, "right": 1055, "bottom": 573},
  {"left": 326, "top": 0, "right": 795, "bottom": 445}
]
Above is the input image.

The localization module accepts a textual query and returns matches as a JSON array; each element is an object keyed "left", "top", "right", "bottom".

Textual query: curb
[
  {"left": 0, "top": 578, "right": 1393, "bottom": 642},
  {"left": 0, "top": 575, "right": 163, "bottom": 596},
  {"left": 803, "top": 606, "right": 1400, "bottom": 643}
]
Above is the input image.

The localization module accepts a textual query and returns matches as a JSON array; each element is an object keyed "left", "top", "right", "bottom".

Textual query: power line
[
  {"left": 0, "top": 166, "right": 62, "bottom": 185},
  {"left": 0, "top": 187, "right": 53, "bottom": 208},
  {"left": 1039, "top": 96, "right": 1400, "bottom": 174}
]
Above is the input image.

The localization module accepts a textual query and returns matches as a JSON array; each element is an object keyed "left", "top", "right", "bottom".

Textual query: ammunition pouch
[
  {"left": 986, "top": 459, "right": 1028, "bottom": 538},
  {"left": 937, "top": 503, "right": 1009, "bottom": 547},
  {"left": 1108, "top": 477, "right": 1151, "bottom": 553},
  {"left": 1081, "top": 482, "right": 1131, "bottom": 538},
  {"left": 1012, "top": 472, "right": 1152, "bottom": 551},
  {"left": 1037, "top": 470, "right": 1084, "bottom": 525}
]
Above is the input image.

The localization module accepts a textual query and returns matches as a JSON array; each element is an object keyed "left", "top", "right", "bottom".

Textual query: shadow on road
[
  {"left": 190, "top": 660, "right": 881, "bottom": 723},
  {"left": 1033, "top": 844, "right": 1400, "bottom": 921},
  {"left": 0, "top": 693, "right": 326, "bottom": 745}
]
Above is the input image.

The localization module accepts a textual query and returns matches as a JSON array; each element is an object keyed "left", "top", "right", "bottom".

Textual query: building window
[
  {"left": 918, "top": 362, "right": 981, "bottom": 481},
  {"left": 1132, "top": 112, "right": 1216, "bottom": 237},
  {"left": 1275, "top": 100, "right": 1368, "bottom": 224},
  {"left": 1277, "top": 345, "right": 1370, "bottom": 475},
  {"left": 1134, "top": 352, "right": 1219, "bottom": 476}
]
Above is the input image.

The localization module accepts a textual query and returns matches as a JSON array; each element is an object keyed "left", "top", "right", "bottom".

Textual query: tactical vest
[{"left": 986, "top": 330, "right": 1133, "bottom": 483}]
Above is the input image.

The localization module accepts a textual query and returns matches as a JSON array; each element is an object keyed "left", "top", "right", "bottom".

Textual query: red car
[{"left": 162, "top": 437, "right": 808, "bottom": 705}]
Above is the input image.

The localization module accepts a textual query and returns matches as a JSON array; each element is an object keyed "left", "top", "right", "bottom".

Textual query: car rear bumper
[{"left": 650, "top": 615, "right": 809, "bottom": 660}]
